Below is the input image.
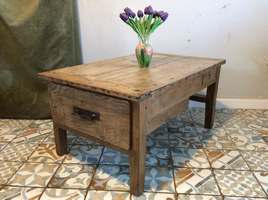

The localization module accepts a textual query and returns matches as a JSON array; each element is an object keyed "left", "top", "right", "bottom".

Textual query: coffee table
[{"left": 39, "top": 54, "right": 225, "bottom": 196}]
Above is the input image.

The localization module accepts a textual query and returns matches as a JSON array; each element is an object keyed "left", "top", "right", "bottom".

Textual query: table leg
[
  {"left": 205, "top": 67, "right": 221, "bottom": 129},
  {"left": 130, "top": 101, "right": 146, "bottom": 196},
  {"left": 53, "top": 123, "right": 68, "bottom": 156}
]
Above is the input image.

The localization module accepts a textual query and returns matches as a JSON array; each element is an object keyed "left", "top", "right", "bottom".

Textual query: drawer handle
[{"left": 73, "top": 107, "right": 100, "bottom": 121}]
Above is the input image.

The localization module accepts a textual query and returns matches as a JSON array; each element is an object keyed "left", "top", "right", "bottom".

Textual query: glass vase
[{"left": 135, "top": 38, "right": 153, "bottom": 68}]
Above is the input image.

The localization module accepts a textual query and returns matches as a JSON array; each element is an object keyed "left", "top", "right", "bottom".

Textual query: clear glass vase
[{"left": 135, "top": 38, "right": 153, "bottom": 68}]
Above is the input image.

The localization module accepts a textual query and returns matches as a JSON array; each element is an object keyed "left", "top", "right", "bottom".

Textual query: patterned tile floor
[{"left": 0, "top": 108, "right": 267, "bottom": 200}]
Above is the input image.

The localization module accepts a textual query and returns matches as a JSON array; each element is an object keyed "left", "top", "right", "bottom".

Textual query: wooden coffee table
[{"left": 39, "top": 54, "right": 225, "bottom": 196}]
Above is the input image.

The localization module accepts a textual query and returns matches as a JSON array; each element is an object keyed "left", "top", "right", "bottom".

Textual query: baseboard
[{"left": 189, "top": 98, "right": 268, "bottom": 109}]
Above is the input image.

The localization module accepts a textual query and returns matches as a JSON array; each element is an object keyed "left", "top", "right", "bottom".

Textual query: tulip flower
[
  {"left": 119, "top": 6, "right": 168, "bottom": 44},
  {"left": 144, "top": 5, "right": 154, "bottom": 15},
  {"left": 137, "top": 10, "right": 144, "bottom": 18},
  {"left": 120, "top": 13, "right": 129, "bottom": 22},
  {"left": 159, "top": 12, "right": 169, "bottom": 21},
  {"left": 124, "top": 7, "right": 136, "bottom": 18},
  {"left": 119, "top": 6, "right": 169, "bottom": 68}
]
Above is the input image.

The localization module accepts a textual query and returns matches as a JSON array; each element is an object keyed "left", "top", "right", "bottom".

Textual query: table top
[{"left": 39, "top": 54, "right": 225, "bottom": 101}]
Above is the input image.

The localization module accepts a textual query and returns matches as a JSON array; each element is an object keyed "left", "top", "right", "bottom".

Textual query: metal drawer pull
[{"left": 73, "top": 107, "right": 100, "bottom": 121}]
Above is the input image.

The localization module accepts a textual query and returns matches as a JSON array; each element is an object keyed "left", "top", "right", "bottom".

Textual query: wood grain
[
  {"left": 130, "top": 100, "right": 147, "bottom": 196},
  {"left": 40, "top": 53, "right": 225, "bottom": 196},
  {"left": 39, "top": 54, "right": 225, "bottom": 101},
  {"left": 147, "top": 100, "right": 188, "bottom": 134},
  {"left": 53, "top": 123, "right": 68, "bottom": 156},
  {"left": 190, "top": 94, "right": 206, "bottom": 103},
  {"left": 48, "top": 83, "right": 130, "bottom": 150},
  {"left": 205, "top": 66, "right": 221, "bottom": 128}
]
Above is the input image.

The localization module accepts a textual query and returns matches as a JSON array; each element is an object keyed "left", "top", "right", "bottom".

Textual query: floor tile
[
  {"left": 169, "top": 131, "right": 202, "bottom": 149},
  {"left": 31, "top": 120, "right": 53, "bottom": 133},
  {"left": 168, "top": 120, "right": 195, "bottom": 134},
  {"left": 41, "top": 131, "right": 77, "bottom": 145},
  {"left": 197, "top": 128, "right": 236, "bottom": 150},
  {"left": 0, "top": 186, "right": 44, "bottom": 200},
  {"left": 146, "top": 147, "right": 171, "bottom": 167},
  {"left": 0, "top": 127, "right": 17, "bottom": 142},
  {"left": 147, "top": 137, "right": 170, "bottom": 148},
  {"left": 0, "top": 120, "right": 31, "bottom": 142},
  {"left": 132, "top": 192, "right": 177, "bottom": 200},
  {"left": 253, "top": 171, "right": 268, "bottom": 195},
  {"left": 241, "top": 151, "right": 268, "bottom": 171},
  {"left": 242, "top": 109, "right": 265, "bottom": 118},
  {"left": 72, "top": 135, "right": 101, "bottom": 145},
  {"left": 0, "top": 119, "right": 33, "bottom": 131},
  {"left": 1, "top": 110, "right": 268, "bottom": 199},
  {"left": 0, "top": 162, "right": 22, "bottom": 185},
  {"left": 40, "top": 188, "right": 86, "bottom": 200},
  {"left": 257, "top": 126, "right": 268, "bottom": 145},
  {"left": 49, "top": 164, "right": 95, "bottom": 189},
  {"left": 224, "top": 197, "right": 268, "bottom": 200},
  {"left": 214, "top": 170, "right": 266, "bottom": 197},
  {"left": 227, "top": 129, "right": 268, "bottom": 151},
  {"left": 42, "top": 134, "right": 55, "bottom": 144},
  {"left": 0, "top": 142, "right": 37, "bottom": 161},
  {"left": 218, "top": 110, "right": 255, "bottom": 129},
  {"left": 12, "top": 120, "right": 53, "bottom": 143},
  {"left": 100, "top": 147, "right": 129, "bottom": 165},
  {"left": 224, "top": 126, "right": 255, "bottom": 135},
  {"left": 174, "top": 168, "right": 220, "bottom": 195},
  {"left": 190, "top": 108, "right": 207, "bottom": 126},
  {"left": 171, "top": 148, "right": 210, "bottom": 168},
  {"left": 191, "top": 108, "right": 221, "bottom": 128},
  {"left": 150, "top": 126, "right": 169, "bottom": 140},
  {"left": 215, "top": 108, "right": 239, "bottom": 122},
  {"left": 178, "top": 194, "right": 223, "bottom": 200},
  {"left": 90, "top": 165, "right": 130, "bottom": 191},
  {"left": 179, "top": 124, "right": 199, "bottom": 135},
  {"left": 0, "top": 143, "right": 7, "bottom": 151},
  {"left": 167, "top": 119, "right": 190, "bottom": 133},
  {"left": 175, "top": 110, "right": 193, "bottom": 123},
  {"left": 144, "top": 167, "right": 175, "bottom": 193},
  {"left": 64, "top": 144, "right": 103, "bottom": 164},
  {"left": 205, "top": 150, "right": 249, "bottom": 170},
  {"left": 247, "top": 123, "right": 268, "bottom": 132},
  {"left": 8, "top": 163, "right": 59, "bottom": 187},
  {"left": 263, "top": 136, "right": 268, "bottom": 145},
  {"left": 67, "top": 131, "right": 79, "bottom": 144},
  {"left": 256, "top": 115, "right": 268, "bottom": 128},
  {"left": 28, "top": 143, "right": 65, "bottom": 163},
  {"left": 86, "top": 190, "right": 130, "bottom": 200},
  {"left": 12, "top": 131, "right": 48, "bottom": 143}
]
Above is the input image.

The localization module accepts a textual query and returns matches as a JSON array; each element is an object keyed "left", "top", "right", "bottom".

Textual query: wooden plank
[
  {"left": 56, "top": 124, "right": 130, "bottom": 154},
  {"left": 48, "top": 83, "right": 130, "bottom": 150},
  {"left": 39, "top": 54, "right": 226, "bottom": 101},
  {"left": 53, "top": 123, "right": 68, "bottom": 156},
  {"left": 205, "top": 66, "right": 221, "bottom": 128},
  {"left": 190, "top": 94, "right": 206, "bottom": 103},
  {"left": 147, "top": 100, "right": 188, "bottom": 134},
  {"left": 130, "top": 100, "right": 147, "bottom": 196},
  {"left": 144, "top": 65, "right": 217, "bottom": 133}
]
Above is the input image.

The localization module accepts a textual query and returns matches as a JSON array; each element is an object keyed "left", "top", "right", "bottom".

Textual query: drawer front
[{"left": 48, "top": 83, "right": 130, "bottom": 150}]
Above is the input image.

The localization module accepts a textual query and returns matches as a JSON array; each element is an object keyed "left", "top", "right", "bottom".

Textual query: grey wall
[{"left": 77, "top": 0, "right": 268, "bottom": 99}]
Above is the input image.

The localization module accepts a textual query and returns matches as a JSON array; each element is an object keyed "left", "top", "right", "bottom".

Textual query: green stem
[
  {"left": 149, "top": 18, "right": 163, "bottom": 34},
  {"left": 128, "top": 18, "right": 143, "bottom": 39},
  {"left": 125, "top": 16, "right": 164, "bottom": 44}
]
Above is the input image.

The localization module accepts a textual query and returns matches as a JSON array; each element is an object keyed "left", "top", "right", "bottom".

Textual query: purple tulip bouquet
[{"left": 120, "top": 6, "right": 168, "bottom": 68}]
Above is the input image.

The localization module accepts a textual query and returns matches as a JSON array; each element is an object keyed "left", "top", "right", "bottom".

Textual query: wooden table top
[{"left": 39, "top": 54, "right": 225, "bottom": 101}]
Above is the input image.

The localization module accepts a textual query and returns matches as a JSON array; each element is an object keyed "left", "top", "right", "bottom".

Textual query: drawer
[{"left": 48, "top": 83, "right": 130, "bottom": 150}]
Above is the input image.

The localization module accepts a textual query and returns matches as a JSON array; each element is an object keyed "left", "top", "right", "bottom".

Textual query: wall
[{"left": 77, "top": 0, "right": 268, "bottom": 99}]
